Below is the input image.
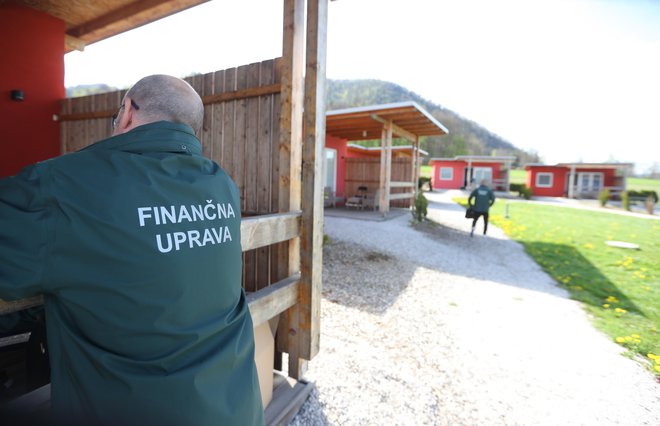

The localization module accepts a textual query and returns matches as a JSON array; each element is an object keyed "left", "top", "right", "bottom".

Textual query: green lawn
[
  {"left": 628, "top": 177, "right": 660, "bottom": 193},
  {"left": 454, "top": 198, "right": 660, "bottom": 372},
  {"left": 420, "top": 165, "right": 432, "bottom": 178},
  {"left": 509, "top": 169, "right": 526, "bottom": 185}
]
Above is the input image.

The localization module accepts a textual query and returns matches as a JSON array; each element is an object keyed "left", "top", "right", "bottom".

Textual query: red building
[
  {"left": 525, "top": 163, "right": 633, "bottom": 198},
  {"left": 429, "top": 155, "right": 515, "bottom": 191}
]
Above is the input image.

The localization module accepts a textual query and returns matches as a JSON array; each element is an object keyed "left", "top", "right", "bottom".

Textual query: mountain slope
[{"left": 327, "top": 79, "right": 539, "bottom": 166}]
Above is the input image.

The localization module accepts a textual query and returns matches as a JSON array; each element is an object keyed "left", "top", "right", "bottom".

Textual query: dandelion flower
[
  {"left": 616, "top": 337, "right": 626, "bottom": 343},
  {"left": 631, "top": 334, "right": 641, "bottom": 339},
  {"left": 648, "top": 353, "right": 657, "bottom": 360},
  {"left": 655, "top": 365, "right": 660, "bottom": 372},
  {"left": 606, "top": 296, "right": 619, "bottom": 303},
  {"left": 615, "top": 308, "right": 627, "bottom": 314},
  {"left": 602, "top": 304, "right": 610, "bottom": 309}
]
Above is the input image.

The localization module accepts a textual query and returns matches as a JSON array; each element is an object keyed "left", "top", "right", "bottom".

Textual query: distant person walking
[{"left": 468, "top": 179, "right": 496, "bottom": 237}]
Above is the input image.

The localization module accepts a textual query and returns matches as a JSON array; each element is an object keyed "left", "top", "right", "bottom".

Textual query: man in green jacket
[
  {"left": 0, "top": 75, "right": 264, "bottom": 425},
  {"left": 468, "top": 179, "right": 496, "bottom": 237}
]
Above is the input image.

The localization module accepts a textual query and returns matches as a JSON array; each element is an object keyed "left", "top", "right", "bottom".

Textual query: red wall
[
  {"left": 325, "top": 135, "right": 349, "bottom": 200},
  {"left": 526, "top": 166, "right": 567, "bottom": 197},
  {"left": 431, "top": 160, "right": 504, "bottom": 189},
  {"left": 0, "top": 4, "right": 65, "bottom": 177}
]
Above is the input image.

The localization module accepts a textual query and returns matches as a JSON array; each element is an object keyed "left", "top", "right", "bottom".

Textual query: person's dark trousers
[{"left": 471, "top": 211, "right": 489, "bottom": 235}]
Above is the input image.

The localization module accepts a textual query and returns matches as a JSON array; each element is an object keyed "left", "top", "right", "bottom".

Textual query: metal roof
[{"left": 326, "top": 101, "right": 448, "bottom": 141}]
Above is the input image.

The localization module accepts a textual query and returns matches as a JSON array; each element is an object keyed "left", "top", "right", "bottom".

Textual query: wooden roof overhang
[
  {"left": 326, "top": 101, "right": 448, "bottom": 142},
  {"left": 13, "top": 0, "right": 210, "bottom": 52}
]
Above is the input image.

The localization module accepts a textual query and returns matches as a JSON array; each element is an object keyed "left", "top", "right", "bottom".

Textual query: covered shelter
[
  {"left": 325, "top": 101, "right": 448, "bottom": 215},
  {"left": 1, "top": 0, "right": 328, "bottom": 423}
]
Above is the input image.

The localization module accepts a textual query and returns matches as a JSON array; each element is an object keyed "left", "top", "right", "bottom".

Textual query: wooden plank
[
  {"left": 1, "top": 213, "right": 302, "bottom": 316},
  {"left": 257, "top": 60, "right": 276, "bottom": 291},
  {"left": 247, "top": 274, "right": 300, "bottom": 328},
  {"left": 222, "top": 68, "right": 237, "bottom": 176},
  {"left": 264, "top": 374, "right": 315, "bottom": 426},
  {"left": 211, "top": 69, "right": 226, "bottom": 166},
  {"left": 371, "top": 113, "right": 416, "bottom": 142},
  {"left": 200, "top": 71, "right": 215, "bottom": 159},
  {"left": 295, "top": 0, "right": 327, "bottom": 369},
  {"left": 202, "top": 84, "right": 281, "bottom": 105},
  {"left": 390, "top": 181, "right": 415, "bottom": 188},
  {"left": 241, "top": 212, "right": 301, "bottom": 252},
  {"left": 0, "top": 295, "right": 43, "bottom": 315},
  {"left": 389, "top": 192, "right": 414, "bottom": 200},
  {"left": 277, "top": 0, "right": 305, "bottom": 372}
]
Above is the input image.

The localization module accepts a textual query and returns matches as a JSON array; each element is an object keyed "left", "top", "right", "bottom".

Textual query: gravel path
[{"left": 288, "top": 190, "right": 660, "bottom": 425}]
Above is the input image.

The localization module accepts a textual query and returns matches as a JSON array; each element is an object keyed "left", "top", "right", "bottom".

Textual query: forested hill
[{"left": 327, "top": 79, "right": 539, "bottom": 166}]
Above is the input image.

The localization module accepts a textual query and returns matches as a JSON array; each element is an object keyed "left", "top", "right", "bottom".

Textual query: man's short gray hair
[{"left": 126, "top": 75, "right": 204, "bottom": 133}]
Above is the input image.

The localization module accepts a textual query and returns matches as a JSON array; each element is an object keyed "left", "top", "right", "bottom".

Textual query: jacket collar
[{"left": 82, "top": 121, "right": 202, "bottom": 156}]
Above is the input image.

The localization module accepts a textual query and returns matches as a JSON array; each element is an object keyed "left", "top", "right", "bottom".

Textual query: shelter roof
[
  {"left": 430, "top": 155, "right": 516, "bottom": 163},
  {"left": 525, "top": 162, "right": 634, "bottom": 171},
  {"left": 15, "top": 0, "right": 209, "bottom": 52},
  {"left": 326, "top": 102, "right": 448, "bottom": 142},
  {"left": 347, "top": 143, "right": 429, "bottom": 157}
]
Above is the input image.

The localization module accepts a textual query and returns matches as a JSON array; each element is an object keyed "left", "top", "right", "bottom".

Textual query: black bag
[{"left": 465, "top": 207, "right": 476, "bottom": 219}]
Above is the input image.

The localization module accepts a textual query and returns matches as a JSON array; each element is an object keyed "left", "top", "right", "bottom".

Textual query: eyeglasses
[{"left": 112, "top": 99, "right": 140, "bottom": 129}]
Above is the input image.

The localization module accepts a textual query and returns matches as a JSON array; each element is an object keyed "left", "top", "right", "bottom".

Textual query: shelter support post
[
  {"left": 568, "top": 165, "right": 576, "bottom": 198},
  {"left": 277, "top": 0, "right": 305, "bottom": 378},
  {"left": 278, "top": 0, "right": 327, "bottom": 380},
  {"left": 378, "top": 121, "right": 393, "bottom": 215}
]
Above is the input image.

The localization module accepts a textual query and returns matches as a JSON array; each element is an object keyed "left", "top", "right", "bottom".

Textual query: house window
[
  {"left": 536, "top": 172, "right": 553, "bottom": 188},
  {"left": 440, "top": 167, "right": 453, "bottom": 180}
]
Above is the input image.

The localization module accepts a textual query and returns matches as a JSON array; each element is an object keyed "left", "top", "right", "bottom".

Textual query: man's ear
[{"left": 113, "top": 96, "right": 137, "bottom": 135}]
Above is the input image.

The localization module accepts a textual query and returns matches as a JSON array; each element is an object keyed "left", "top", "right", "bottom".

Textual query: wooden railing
[{"left": 0, "top": 212, "right": 303, "bottom": 328}]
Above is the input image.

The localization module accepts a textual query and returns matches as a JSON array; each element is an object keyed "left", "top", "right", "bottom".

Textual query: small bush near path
[
  {"left": 454, "top": 197, "right": 660, "bottom": 375},
  {"left": 599, "top": 188, "right": 611, "bottom": 207}
]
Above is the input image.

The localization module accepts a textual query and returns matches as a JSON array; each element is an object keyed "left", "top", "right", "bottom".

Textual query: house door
[
  {"left": 473, "top": 167, "right": 492, "bottom": 185},
  {"left": 577, "top": 172, "right": 603, "bottom": 193},
  {"left": 323, "top": 148, "right": 337, "bottom": 192}
]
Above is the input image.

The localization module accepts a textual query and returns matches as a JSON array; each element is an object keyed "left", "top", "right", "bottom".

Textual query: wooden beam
[
  {"left": 0, "top": 295, "right": 43, "bottom": 316},
  {"left": 67, "top": 0, "right": 206, "bottom": 38},
  {"left": 390, "top": 192, "right": 414, "bottom": 201},
  {"left": 201, "top": 83, "right": 281, "bottom": 105},
  {"left": 65, "top": 34, "right": 85, "bottom": 52},
  {"left": 241, "top": 211, "right": 302, "bottom": 251},
  {"left": 298, "top": 0, "right": 327, "bottom": 365},
  {"left": 370, "top": 114, "right": 417, "bottom": 142},
  {"left": 389, "top": 181, "right": 415, "bottom": 188},
  {"left": 247, "top": 274, "right": 300, "bottom": 327},
  {"left": 278, "top": 0, "right": 306, "bottom": 379},
  {"left": 57, "top": 84, "right": 282, "bottom": 122}
]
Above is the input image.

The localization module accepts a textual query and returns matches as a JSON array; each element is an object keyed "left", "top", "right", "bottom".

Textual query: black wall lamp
[{"left": 10, "top": 90, "right": 24, "bottom": 101}]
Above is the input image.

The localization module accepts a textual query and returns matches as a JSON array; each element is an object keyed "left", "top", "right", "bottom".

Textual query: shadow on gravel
[{"left": 321, "top": 240, "right": 417, "bottom": 315}]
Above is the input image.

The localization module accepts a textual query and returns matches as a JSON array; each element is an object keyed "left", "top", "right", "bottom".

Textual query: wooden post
[
  {"left": 568, "top": 165, "right": 576, "bottom": 198},
  {"left": 412, "top": 136, "right": 420, "bottom": 201},
  {"left": 277, "top": 0, "right": 305, "bottom": 376},
  {"left": 384, "top": 121, "right": 393, "bottom": 214},
  {"left": 298, "top": 0, "right": 327, "bottom": 367},
  {"left": 378, "top": 127, "right": 387, "bottom": 215}
]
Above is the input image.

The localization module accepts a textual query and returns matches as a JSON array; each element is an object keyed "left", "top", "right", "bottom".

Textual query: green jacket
[
  {"left": 0, "top": 122, "right": 264, "bottom": 425},
  {"left": 468, "top": 184, "right": 495, "bottom": 213}
]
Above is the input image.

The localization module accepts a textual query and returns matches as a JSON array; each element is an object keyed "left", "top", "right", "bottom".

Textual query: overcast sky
[{"left": 65, "top": 0, "right": 660, "bottom": 174}]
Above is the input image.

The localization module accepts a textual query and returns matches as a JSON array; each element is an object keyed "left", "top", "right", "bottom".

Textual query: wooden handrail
[{"left": 1, "top": 212, "right": 302, "bottom": 316}]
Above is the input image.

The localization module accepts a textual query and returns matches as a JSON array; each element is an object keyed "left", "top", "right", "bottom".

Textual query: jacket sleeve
[
  {"left": 0, "top": 164, "right": 51, "bottom": 300},
  {"left": 468, "top": 190, "right": 476, "bottom": 206}
]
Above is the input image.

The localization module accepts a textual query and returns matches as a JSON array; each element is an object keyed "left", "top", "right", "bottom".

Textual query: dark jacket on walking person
[{"left": 468, "top": 181, "right": 496, "bottom": 236}]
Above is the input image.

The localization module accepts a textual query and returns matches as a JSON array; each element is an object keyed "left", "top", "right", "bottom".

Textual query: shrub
[
  {"left": 628, "top": 190, "right": 658, "bottom": 204},
  {"left": 598, "top": 188, "right": 611, "bottom": 207},
  {"left": 621, "top": 191, "right": 630, "bottom": 211},
  {"left": 412, "top": 192, "right": 429, "bottom": 222},
  {"left": 509, "top": 183, "right": 531, "bottom": 199},
  {"left": 519, "top": 185, "right": 533, "bottom": 200}
]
